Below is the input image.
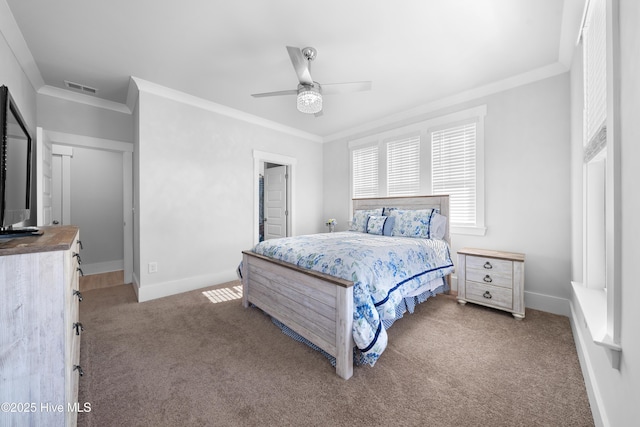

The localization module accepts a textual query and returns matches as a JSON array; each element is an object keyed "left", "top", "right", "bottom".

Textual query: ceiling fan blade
[
  {"left": 251, "top": 89, "right": 298, "bottom": 98},
  {"left": 286, "top": 46, "right": 314, "bottom": 86},
  {"left": 321, "top": 81, "right": 372, "bottom": 95}
]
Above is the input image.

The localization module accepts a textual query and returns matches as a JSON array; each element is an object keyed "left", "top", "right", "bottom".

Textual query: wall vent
[{"left": 64, "top": 80, "right": 98, "bottom": 95}]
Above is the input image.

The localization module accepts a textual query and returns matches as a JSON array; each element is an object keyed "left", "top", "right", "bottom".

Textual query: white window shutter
[
  {"left": 432, "top": 123, "right": 477, "bottom": 226},
  {"left": 352, "top": 145, "right": 379, "bottom": 198},
  {"left": 583, "top": 0, "right": 607, "bottom": 146},
  {"left": 387, "top": 135, "right": 420, "bottom": 196}
]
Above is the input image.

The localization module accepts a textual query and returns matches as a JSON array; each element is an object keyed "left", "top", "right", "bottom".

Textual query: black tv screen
[{"left": 1, "top": 85, "right": 32, "bottom": 229}]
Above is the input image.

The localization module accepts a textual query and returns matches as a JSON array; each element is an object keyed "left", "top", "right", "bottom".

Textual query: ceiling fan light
[{"left": 297, "top": 89, "right": 323, "bottom": 114}]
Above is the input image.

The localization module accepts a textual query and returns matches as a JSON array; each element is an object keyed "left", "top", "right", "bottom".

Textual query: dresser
[
  {"left": 0, "top": 226, "right": 83, "bottom": 426},
  {"left": 456, "top": 248, "right": 525, "bottom": 319}
]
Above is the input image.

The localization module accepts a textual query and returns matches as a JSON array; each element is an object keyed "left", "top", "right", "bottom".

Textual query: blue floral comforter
[{"left": 251, "top": 231, "right": 454, "bottom": 366}]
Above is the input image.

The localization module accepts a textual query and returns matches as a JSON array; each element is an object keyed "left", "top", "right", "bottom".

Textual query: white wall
[
  {"left": 324, "top": 73, "right": 572, "bottom": 314},
  {"left": 133, "top": 85, "right": 324, "bottom": 301},
  {"left": 1, "top": 10, "right": 37, "bottom": 226},
  {"left": 569, "top": 1, "right": 640, "bottom": 425}
]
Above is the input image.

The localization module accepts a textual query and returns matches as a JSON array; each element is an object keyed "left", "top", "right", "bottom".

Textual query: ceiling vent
[{"left": 64, "top": 80, "right": 98, "bottom": 95}]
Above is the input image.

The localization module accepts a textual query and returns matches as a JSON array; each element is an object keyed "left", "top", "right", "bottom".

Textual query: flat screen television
[{"left": 1, "top": 85, "right": 37, "bottom": 237}]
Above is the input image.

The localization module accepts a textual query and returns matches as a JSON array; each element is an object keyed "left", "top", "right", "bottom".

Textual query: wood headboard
[{"left": 352, "top": 195, "right": 450, "bottom": 244}]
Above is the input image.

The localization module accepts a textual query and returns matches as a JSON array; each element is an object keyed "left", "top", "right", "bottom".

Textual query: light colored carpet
[{"left": 77, "top": 282, "right": 594, "bottom": 427}]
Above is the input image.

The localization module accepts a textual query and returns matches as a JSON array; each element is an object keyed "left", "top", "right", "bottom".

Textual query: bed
[{"left": 240, "top": 195, "right": 453, "bottom": 379}]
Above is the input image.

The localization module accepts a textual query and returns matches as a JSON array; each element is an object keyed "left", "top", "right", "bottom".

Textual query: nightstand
[{"left": 457, "top": 248, "right": 525, "bottom": 319}]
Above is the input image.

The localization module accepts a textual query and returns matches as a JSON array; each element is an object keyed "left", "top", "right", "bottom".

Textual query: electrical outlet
[{"left": 148, "top": 262, "right": 158, "bottom": 274}]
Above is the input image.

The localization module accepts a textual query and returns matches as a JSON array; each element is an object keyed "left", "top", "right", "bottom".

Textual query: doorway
[
  {"left": 261, "top": 163, "right": 287, "bottom": 241},
  {"left": 253, "top": 150, "right": 296, "bottom": 246},
  {"left": 36, "top": 129, "right": 133, "bottom": 283}
]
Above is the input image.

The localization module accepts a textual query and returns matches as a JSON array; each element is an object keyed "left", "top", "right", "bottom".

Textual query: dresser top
[
  {"left": 458, "top": 247, "right": 525, "bottom": 262},
  {"left": 0, "top": 226, "right": 79, "bottom": 256}
]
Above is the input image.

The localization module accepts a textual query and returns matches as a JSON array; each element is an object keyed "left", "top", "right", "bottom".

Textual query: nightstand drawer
[
  {"left": 465, "top": 280, "right": 513, "bottom": 310},
  {"left": 466, "top": 255, "right": 512, "bottom": 278},
  {"left": 466, "top": 265, "right": 513, "bottom": 289}
]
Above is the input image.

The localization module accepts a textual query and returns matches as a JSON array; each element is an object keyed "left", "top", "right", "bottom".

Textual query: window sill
[
  {"left": 451, "top": 225, "right": 487, "bottom": 236},
  {"left": 571, "top": 281, "right": 621, "bottom": 368}
]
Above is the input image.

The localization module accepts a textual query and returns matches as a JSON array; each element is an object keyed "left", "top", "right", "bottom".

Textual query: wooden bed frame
[{"left": 241, "top": 195, "right": 450, "bottom": 380}]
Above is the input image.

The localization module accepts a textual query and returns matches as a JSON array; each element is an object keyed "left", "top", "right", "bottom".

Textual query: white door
[{"left": 264, "top": 165, "right": 287, "bottom": 240}]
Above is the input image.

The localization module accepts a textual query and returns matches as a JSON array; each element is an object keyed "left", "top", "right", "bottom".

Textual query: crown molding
[
  {"left": 324, "top": 61, "right": 569, "bottom": 143},
  {"left": 129, "top": 76, "right": 323, "bottom": 143},
  {"left": 0, "top": 0, "right": 45, "bottom": 91},
  {"left": 38, "top": 85, "right": 131, "bottom": 114}
]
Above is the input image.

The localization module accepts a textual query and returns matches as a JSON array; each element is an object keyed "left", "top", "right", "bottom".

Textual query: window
[
  {"left": 349, "top": 106, "right": 486, "bottom": 235},
  {"left": 572, "top": 0, "right": 621, "bottom": 367},
  {"left": 386, "top": 135, "right": 420, "bottom": 197},
  {"left": 431, "top": 122, "right": 477, "bottom": 226},
  {"left": 352, "top": 144, "right": 378, "bottom": 198},
  {"left": 582, "top": 0, "right": 609, "bottom": 291}
]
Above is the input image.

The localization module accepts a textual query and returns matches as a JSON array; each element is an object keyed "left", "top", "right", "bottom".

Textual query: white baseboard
[
  {"left": 136, "top": 269, "right": 238, "bottom": 302},
  {"left": 569, "top": 299, "right": 607, "bottom": 427},
  {"left": 81, "top": 260, "right": 124, "bottom": 276},
  {"left": 523, "top": 290, "right": 571, "bottom": 316},
  {"left": 132, "top": 271, "right": 140, "bottom": 300}
]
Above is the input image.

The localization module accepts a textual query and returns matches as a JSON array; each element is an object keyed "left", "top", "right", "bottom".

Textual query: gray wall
[
  {"left": 69, "top": 146, "right": 124, "bottom": 272},
  {"left": 133, "top": 86, "right": 324, "bottom": 301},
  {"left": 37, "top": 94, "right": 133, "bottom": 143},
  {"left": 1, "top": 14, "right": 37, "bottom": 227},
  {"left": 324, "top": 73, "right": 571, "bottom": 313},
  {"left": 0, "top": 23, "right": 36, "bottom": 133}
]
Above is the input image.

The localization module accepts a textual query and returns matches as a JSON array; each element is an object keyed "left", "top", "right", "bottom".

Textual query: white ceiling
[{"left": 5, "top": 0, "right": 584, "bottom": 139}]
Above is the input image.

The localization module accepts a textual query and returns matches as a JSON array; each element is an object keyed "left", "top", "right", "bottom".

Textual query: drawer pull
[
  {"left": 483, "top": 275, "right": 493, "bottom": 283},
  {"left": 73, "top": 322, "right": 84, "bottom": 335},
  {"left": 77, "top": 239, "right": 83, "bottom": 250},
  {"left": 73, "top": 290, "right": 83, "bottom": 302},
  {"left": 73, "top": 252, "right": 82, "bottom": 265},
  {"left": 484, "top": 261, "right": 493, "bottom": 269},
  {"left": 77, "top": 267, "right": 84, "bottom": 277},
  {"left": 74, "top": 365, "right": 84, "bottom": 377},
  {"left": 483, "top": 291, "right": 492, "bottom": 299}
]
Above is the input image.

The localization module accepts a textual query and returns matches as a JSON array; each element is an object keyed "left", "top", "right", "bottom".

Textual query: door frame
[
  {"left": 40, "top": 129, "right": 134, "bottom": 284},
  {"left": 51, "top": 144, "right": 73, "bottom": 225},
  {"left": 253, "top": 150, "right": 296, "bottom": 246}
]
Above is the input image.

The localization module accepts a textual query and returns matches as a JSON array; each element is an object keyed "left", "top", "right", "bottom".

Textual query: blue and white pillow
[
  {"left": 349, "top": 208, "right": 383, "bottom": 233},
  {"left": 382, "top": 216, "right": 395, "bottom": 236},
  {"left": 382, "top": 207, "right": 397, "bottom": 217},
  {"left": 366, "top": 215, "right": 387, "bottom": 235},
  {"left": 429, "top": 212, "right": 447, "bottom": 240},
  {"left": 389, "top": 208, "right": 437, "bottom": 238}
]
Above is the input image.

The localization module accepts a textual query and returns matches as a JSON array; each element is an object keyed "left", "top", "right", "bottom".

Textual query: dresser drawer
[{"left": 465, "top": 280, "right": 513, "bottom": 311}]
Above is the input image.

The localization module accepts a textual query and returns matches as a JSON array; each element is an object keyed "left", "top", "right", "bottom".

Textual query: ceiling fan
[{"left": 251, "top": 46, "right": 372, "bottom": 116}]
